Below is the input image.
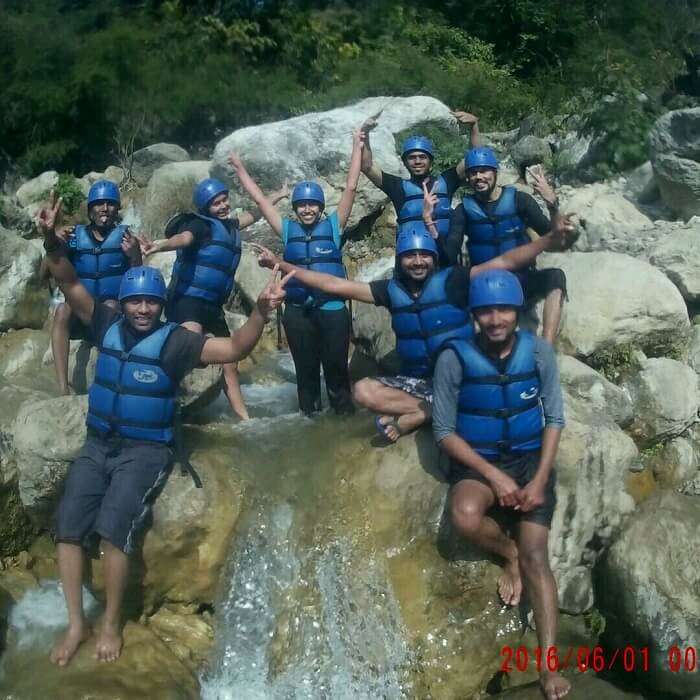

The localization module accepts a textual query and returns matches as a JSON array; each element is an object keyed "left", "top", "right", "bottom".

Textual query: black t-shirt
[
  {"left": 444, "top": 189, "right": 551, "bottom": 266},
  {"left": 380, "top": 167, "right": 462, "bottom": 214},
  {"left": 369, "top": 266, "right": 470, "bottom": 310},
  {"left": 91, "top": 303, "right": 206, "bottom": 384},
  {"left": 166, "top": 213, "right": 239, "bottom": 247}
]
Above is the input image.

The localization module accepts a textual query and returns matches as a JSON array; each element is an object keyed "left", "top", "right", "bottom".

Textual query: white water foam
[{"left": 355, "top": 255, "right": 394, "bottom": 282}]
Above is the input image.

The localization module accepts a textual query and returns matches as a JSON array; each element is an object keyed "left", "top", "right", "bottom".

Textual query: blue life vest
[
  {"left": 448, "top": 330, "right": 543, "bottom": 458},
  {"left": 462, "top": 186, "right": 529, "bottom": 265},
  {"left": 87, "top": 318, "right": 178, "bottom": 444},
  {"left": 283, "top": 216, "right": 346, "bottom": 306},
  {"left": 387, "top": 267, "right": 474, "bottom": 379},
  {"left": 172, "top": 215, "right": 241, "bottom": 306},
  {"left": 398, "top": 176, "right": 451, "bottom": 239},
  {"left": 71, "top": 224, "right": 130, "bottom": 300}
]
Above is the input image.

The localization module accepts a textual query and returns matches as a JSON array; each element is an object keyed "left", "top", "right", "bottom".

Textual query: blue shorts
[{"left": 55, "top": 434, "right": 173, "bottom": 554}]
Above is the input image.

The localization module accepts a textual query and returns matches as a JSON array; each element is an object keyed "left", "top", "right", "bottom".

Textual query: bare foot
[
  {"left": 497, "top": 559, "right": 522, "bottom": 606},
  {"left": 540, "top": 670, "right": 571, "bottom": 699},
  {"left": 376, "top": 415, "right": 402, "bottom": 443},
  {"left": 94, "top": 618, "right": 123, "bottom": 662},
  {"left": 50, "top": 624, "right": 91, "bottom": 667}
]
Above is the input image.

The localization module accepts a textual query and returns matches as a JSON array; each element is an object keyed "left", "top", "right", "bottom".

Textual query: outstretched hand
[
  {"left": 253, "top": 244, "right": 281, "bottom": 270},
  {"left": 547, "top": 212, "right": 579, "bottom": 251},
  {"left": 228, "top": 152, "right": 244, "bottom": 174},
  {"left": 360, "top": 111, "right": 382, "bottom": 134},
  {"left": 451, "top": 110, "right": 479, "bottom": 125},
  {"left": 422, "top": 180, "right": 439, "bottom": 238},
  {"left": 527, "top": 165, "right": 557, "bottom": 207},
  {"left": 256, "top": 264, "right": 294, "bottom": 319},
  {"left": 36, "top": 189, "right": 63, "bottom": 238},
  {"left": 121, "top": 230, "right": 141, "bottom": 260}
]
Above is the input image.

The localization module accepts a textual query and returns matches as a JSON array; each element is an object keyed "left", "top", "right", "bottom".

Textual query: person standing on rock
[
  {"left": 229, "top": 131, "right": 365, "bottom": 416},
  {"left": 255, "top": 213, "right": 574, "bottom": 442},
  {"left": 37, "top": 191, "right": 291, "bottom": 667},
  {"left": 49, "top": 180, "right": 142, "bottom": 395},
  {"left": 443, "top": 147, "right": 567, "bottom": 343},
  {"left": 140, "top": 177, "right": 289, "bottom": 421},
  {"left": 432, "top": 269, "right": 569, "bottom": 700},
  {"left": 359, "top": 110, "right": 480, "bottom": 266}
]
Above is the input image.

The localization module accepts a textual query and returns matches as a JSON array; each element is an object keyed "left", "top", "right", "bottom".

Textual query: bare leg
[
  {"left": 541, "top": 289, "right": 563, "bottom": 345},
  {"left": 94, "top": 540, "right": 128, "bottom": 662},
  {"left": 222, "top": 362, "right": 250, "bottom": 420},
  {"left": 451, "top": 480, "right": 522, "bottom": 606},
  {"left": 353, "top": 378, "right": 430, "bottom": 442},
  {"left": 518, "top": 521, "right": 570, "bottom": 699},
  {"left": 51, "top": 303, "right": 73, "bottom": 395},
  {"left": 50, "top": 542, "right": 91, "bottom": 666}
]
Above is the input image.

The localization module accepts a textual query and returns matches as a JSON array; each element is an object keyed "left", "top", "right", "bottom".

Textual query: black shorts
[
  {"left": 55, "top": 434, "right": 173, "bottom": 554},
  {"left": 521, "top": 267, "right": 567, "bottom": 305},
  {"left": 449, "top": 451, "right": 556, "bottom": 527},
  {"left": 166, "top": 295, "right": 231, "bottom": 337},
  {"left": 68, "top": 314, "right": 95, "bottom": 343}
]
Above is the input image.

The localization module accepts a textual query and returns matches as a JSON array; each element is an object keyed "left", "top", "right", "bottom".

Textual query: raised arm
[
  {"left": 452, "top": 111, "right": 481, "bottom": 180},
  {"left": 229, "top": 153, "right": 283, "bottom": 236},
  {"left": 336, "top": 130, "right": 364, "bottom": 229},
  {"left": 238, "top": 181, "right": 290, "bottom": 229},
  {"left": 121, "top": 229, "right": 143, "bottom": 266},
  {"left": 256, "top": 245, "right": 375, "bottom": 304},
  {"left": 37, "top": 192, "right": 95, "bottom": 324},
  {"left": 359, "top": 115, "right": 383, "bottom": 188},
  {"left": 199, "top": 265, "right": 291, "bottom": 364},
  {"left": 141, "top": 230, "right": 195, "bottom": 257}
]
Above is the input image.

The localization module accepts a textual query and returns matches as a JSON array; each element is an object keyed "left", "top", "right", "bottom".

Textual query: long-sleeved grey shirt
[{"left": 432, "top": 335, "right": 565, "bottom": 444}]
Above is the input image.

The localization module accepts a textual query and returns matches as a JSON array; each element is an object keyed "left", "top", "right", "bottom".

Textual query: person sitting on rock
[
  {"left": 37, "top": 191, "right": 291, "bottom": 667},
  {"left": 255, "top": 213, "right": 574, "bottom": 443},
  {"left": 359, "top": 110, "right": 480, "bottom": 265},
  {"left": 432, "top": 269, "right": 569, "bottom": 700},
  {"left": 443, "top": 147, "right": 567, "bottom": 344},
  {"left": 140, "top": 177, "right": 289, "bottom": 421},
  {"left": 49, "top": 180, "right": 142, "bottom": 395},
  {"left": 229, "top": 130, "right": 364, "bottom": 417}
]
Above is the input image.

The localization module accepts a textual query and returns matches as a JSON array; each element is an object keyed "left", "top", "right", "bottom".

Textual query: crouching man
[
  {"left": 37, "top": 193, "right": 292, "bottom": 667},
  {"left": 432, "top": 269, "right": 569, "bottom": 700}
]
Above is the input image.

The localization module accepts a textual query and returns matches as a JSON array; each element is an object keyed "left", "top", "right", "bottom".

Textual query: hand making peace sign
[{"left": 255, "top": 263, "right": 295, "bottom": 319}]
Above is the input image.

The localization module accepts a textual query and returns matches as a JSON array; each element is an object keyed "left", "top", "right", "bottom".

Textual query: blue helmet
[
  {"left": 465, "top": 147, "right": 499, "bottom": 171},
  {"left": 401, "top": 136, "right": 434, "bottom": 159},
  {"left": 118, "top": 266, "right": 167, "bottom": 303},
  {"left": 87, "top": 180, "right": 120, "bottom": 207},
  {"left": 193, "top": 178, "right": 228, "bottom": 213},
  {"left": 469, "top": 270, "right": 523, "bottom": 310},
  {"left": 396, "top": 224, "right": 438, "bottom": 258},
  {"left": 291, "top": 181, "right": 325, "bottom": 208}
]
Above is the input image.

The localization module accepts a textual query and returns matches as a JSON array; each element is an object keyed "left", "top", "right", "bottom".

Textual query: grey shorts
[
  {"left": 55, "top": 434, "right": 173, "bottom": 554},
  {"left": 449, "top": 451, "right": 556, "bottom": 527},
  {"left": 377, "top": 375, "right": 433, "bottom": 403}
]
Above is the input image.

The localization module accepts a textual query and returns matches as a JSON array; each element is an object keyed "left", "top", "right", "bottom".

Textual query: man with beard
[
  {"left": 50, "top": 180, "right": 142, "bottom": 394},
  {"left": 37, "top": 192, "right": 291, "bottom": 667},
  {"left": 432, "top": 269, "right": 569, "bottom": 700}
]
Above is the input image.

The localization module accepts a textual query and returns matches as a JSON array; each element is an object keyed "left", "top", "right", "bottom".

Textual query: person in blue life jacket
[
  {"left": 255, "top": 211, "right": 574, "bottom": 443},
  {"left": 432, "top": 269, "right": 570, "bottom": 700},
  {"left": 37, "top": 192, "right": 292, "bottom": 668},
  {"left": 442, "top": 147, "right": 568, "bottom": 344},
  {"left": 229, "top": 131, "right": 364, "bottom": 416},
  {"left": 140, "top": 177, "right": 289, "bottom": 421},
  {"left": 48, "top": 180, "right": 142, "bottom": 395},
  {"left": 358, "top": 110, "right": 480, "bottom": 265}
]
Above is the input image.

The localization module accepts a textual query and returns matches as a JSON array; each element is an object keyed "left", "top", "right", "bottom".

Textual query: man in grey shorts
[
  {"left": 432, "top": 268, "right": 569, "bottom": 700},
  {"left": 38, "top": 192, "right": 291, "bottom": 667}
]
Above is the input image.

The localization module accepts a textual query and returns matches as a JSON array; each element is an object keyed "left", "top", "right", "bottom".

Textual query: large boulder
[
  {"left": 596, "top": 491, "right": 700, "bottom": 696},
  {"left": 15, "top": 171, "right": 58, "bottom": 208},
  {"left": 623, "top": 160, "right": 659, "bottom": 204},
  {"left": 688, "top": 322, "right": 700, "bottom": 374},
  {"left": 510, "top": 135, "right": 551, "bottom": 172},
  {"left": 540, "top": 251, "right": 690, "bottom": 358},
  {"left": 139, "top": 160, "right": 211, "bottom": 237},
  {"left": 649, "top": 107, "right": 700, "bottom": 220},
  {"left": 621, "top": 358, "right": 699, "bottom": 444},
  {"left": 558, "top": 354, "right": 633, "bottom": 426},
  {"left": 351, "top": 301, "right": 400, "bottom": 374},
  {"left": 0, "top": 229, "right": 47, "bottom": 331},
  {"left": 646, "top": 436, "right": 698, "bottom": 488},
  {"left": 648, "top": 219, "right": 700, "bottom": 301},
  {"left": 131, "top": 143, "right": 190, "bottom": 187},
  {"left": 212, "top": 96, "right": 458, "bottom": 232},
  {"left": 0, "top": 329, "right": 50, "bottom": 379}
]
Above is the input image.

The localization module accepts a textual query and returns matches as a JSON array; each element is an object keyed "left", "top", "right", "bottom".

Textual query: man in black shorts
[
  {"left": 359, "top": 110, "right": 480, "bottom": 265},
  {"left": 443, "top": 148, "right": 567, "bottom": 343},
  {"left": 432, "top": 269, "right": 569, "bottom": 700},
  {"left": 37, "top": 192, "right": 290, "bottom": 667},
  {"left": 142, "top": 174, "right": 289, "bottom": 420},
  {"left": 255, "top": 213, "right": 574, "bottom": 443}
]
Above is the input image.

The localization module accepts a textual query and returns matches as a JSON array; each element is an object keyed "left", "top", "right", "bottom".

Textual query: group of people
[{"left": 39, "top": 112, "right": 575, "bottom": 699}]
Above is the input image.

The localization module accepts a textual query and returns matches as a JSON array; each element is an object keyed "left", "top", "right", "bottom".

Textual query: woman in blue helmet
[
  {"left": 229, "top": 130, "right": 364, "bottom": 416},
  {"left": 49, "top": 180, "right": 142, "bottom": 394},
  {"left": 141, "top": 176, "right": 288, "bottom": 420}
]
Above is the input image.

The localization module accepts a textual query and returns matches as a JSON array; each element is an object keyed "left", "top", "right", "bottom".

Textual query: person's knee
[
  {"left": 451, "top": 496, "right": 484, "bottom": 535},
  {"left": 55, "top": 302, "right": 72, "bottom": 324},
  {"left": 352, "top": 378, "right": 378, "bottom": 409},
  {"left": 518, "top": 543, "right": 550, "bottom": 575}
]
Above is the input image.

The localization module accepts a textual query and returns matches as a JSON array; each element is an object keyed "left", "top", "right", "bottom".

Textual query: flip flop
[{"left": 374, "top": 415, "right": 400, "bottom": 441}]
